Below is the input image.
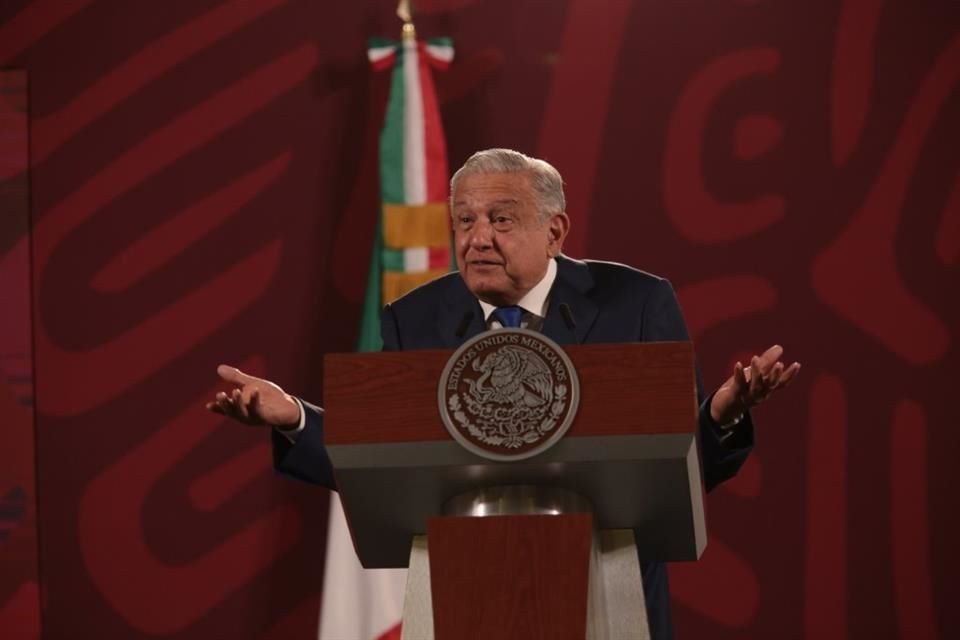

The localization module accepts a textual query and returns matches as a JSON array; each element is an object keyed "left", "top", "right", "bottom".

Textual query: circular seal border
[{"left": 437, "top": 328, "right": 581, "bottom": 462}]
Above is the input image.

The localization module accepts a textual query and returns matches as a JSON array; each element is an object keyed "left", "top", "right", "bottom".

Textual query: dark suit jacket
[{"left": 273, "top": 255, "right": 754, "bottom": 640}]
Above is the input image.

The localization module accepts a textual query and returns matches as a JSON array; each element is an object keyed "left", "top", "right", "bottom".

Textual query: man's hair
[{"left": 449, "top": 148, "right": 566, "bottom": 220}]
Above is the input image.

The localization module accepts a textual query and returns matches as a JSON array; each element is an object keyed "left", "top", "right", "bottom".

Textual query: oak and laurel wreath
[{"left": 448, "top": 385, "right": 568, "bottom": 449}]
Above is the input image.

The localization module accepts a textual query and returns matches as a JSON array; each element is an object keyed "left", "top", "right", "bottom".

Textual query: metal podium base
[{"left": 400, "top": 486, "right": 650, "bottom": 640}]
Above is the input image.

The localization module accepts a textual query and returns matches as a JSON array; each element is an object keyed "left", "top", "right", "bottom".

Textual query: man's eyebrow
[
  {"left": 453, "top": 198, "right": 520, "bottom": 209},
  {"left": 452, "top": 198, "right": 521, "bottom": 207}
]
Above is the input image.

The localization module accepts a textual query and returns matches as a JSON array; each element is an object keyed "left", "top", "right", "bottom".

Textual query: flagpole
[{"left": 397, "top": 0, "right": 416, "bottom": 40}]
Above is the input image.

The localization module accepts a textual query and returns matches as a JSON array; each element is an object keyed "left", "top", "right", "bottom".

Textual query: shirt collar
[{"left": 478, "top": 258, "right": 557, "bottom": 323}]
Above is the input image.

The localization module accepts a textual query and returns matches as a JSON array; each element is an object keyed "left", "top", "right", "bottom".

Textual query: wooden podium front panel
[
  {"left": 325, "top": 349, "right": 449, "bottom": 445},
  {"left": 426, "top": 514, "right": 593, "bottom": 640},
  {"left": 324, "top": 341, "right": 696, "bottom": 445}
]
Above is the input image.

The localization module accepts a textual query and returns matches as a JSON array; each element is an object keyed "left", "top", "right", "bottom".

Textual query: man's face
[{"left": 452, "top": 172, "right": 569, "bottom": 306}]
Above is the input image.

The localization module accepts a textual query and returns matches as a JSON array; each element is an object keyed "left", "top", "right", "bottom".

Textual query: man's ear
[{"left": 546, "top": 212, "right": 570, "bottom": 256}]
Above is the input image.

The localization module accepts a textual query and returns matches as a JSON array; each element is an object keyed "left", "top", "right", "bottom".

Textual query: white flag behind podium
[{"left": 318, "top": 495, "right": 405, "bottom": 640}]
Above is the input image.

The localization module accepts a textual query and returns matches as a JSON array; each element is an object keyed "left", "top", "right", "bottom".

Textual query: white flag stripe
[
  {"left": 402, "top": 38, "right": 427, "bottom": 205},
  {"left": 367, "top": 45, "right": 395, "bottom": 63},
  {"left": 404, "top": 247, "right": 429, "bottom": 272},
  {"left": 424, "top": 44, "right": 453, "bottom": 62},
  {"left": 318, "top": 495, "right": 406, "bottom": 640}
]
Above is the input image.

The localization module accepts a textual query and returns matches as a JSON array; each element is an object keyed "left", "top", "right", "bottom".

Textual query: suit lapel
[
  {"left": 438, "top": 256, "right": 597, "bottom": 347},
  {"left": 438, "top": 280, "right": 486, "bottom": 348},
  {"left": 541, "top": 256, "right": 598, "bottom": 345}
]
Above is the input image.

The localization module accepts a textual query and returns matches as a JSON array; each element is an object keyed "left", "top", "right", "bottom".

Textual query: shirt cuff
[
  {"left": 719, "top": 412, "right": 745, "bottom": 431},
  {"left": 274, "top": 398, "right": 306, "bottom": 443}
]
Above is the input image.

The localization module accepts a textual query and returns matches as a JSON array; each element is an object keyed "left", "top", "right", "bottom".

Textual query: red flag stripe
[
  {"left": 417, "top": 42, "right": 449, "bottom": 203},
  {"left": 428, "top": 247, "right": 450, "bottom": 270}
]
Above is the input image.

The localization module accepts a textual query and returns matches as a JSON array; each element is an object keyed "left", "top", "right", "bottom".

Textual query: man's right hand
[{"left": 206, "top": 365, "right": 301, "bottom": 428}]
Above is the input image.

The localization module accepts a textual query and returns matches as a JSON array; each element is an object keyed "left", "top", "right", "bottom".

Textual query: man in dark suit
[{"left": 209, "top": 148, "right": 799, "bottom": 639}]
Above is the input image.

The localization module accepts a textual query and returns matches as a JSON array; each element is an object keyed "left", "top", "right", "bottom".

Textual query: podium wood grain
[{"left": 427, "top": 513, "right": 594, "bottom": 640}]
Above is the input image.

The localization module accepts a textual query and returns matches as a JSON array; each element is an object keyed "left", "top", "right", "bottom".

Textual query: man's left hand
[{"left": 709, "top": 345, "right": 801, "bottom": 426}]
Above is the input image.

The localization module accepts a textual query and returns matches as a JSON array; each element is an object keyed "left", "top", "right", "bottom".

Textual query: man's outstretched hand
[
  {"left": 206, "top": 365, "right": 301, "bottom": 428},
  {"left": 709, "top": 345, "right": 801, "bottom": 426}
]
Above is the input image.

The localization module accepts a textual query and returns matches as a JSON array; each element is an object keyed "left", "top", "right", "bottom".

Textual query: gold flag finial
[{"left": 397, "top": 0, "right": 416, "bottom": 41}]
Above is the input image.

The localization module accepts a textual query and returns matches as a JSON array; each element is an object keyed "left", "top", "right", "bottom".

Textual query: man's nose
[{"left": 468, "top": 219, "right": 494, "bottom": 248}]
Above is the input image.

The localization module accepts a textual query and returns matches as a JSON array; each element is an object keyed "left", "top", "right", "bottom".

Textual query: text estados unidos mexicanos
[{"left": 446, "top": 334, "right": 567, "bottom": 390}]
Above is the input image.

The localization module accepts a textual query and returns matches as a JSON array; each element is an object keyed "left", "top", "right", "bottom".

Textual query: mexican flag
[
  {"left": 318, "top": 33, "right": 454, "bottom": 640},
  {"left": 357, "top": 33, "right": 455, "bottom": 352}
]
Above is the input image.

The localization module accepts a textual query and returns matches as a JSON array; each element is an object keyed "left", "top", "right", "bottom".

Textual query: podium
[{"left": 324, "top": 341, "right": 706, "bottom": 639}]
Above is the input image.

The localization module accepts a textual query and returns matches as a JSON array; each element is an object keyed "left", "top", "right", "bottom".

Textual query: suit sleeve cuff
[
  {"left": 274, "top": 398, "right": 306, "bottom": 443},
  {"left": 701, "top": 392, "right": 753, "bottom": 449}
]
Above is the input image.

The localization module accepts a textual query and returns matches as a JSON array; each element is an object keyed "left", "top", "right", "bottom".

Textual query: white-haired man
[{"left": 209, "top": 148, "right": 799, "bottom": 639}]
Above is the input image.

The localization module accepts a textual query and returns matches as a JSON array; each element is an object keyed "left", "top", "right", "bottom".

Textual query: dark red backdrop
[{"left": 1, "top": 0, "right": 957, "bottom": 638}]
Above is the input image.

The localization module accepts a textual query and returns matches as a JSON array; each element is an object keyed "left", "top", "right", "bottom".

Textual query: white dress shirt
[{"left": 478, "top": 258, "right": 557, "bottom": 329}]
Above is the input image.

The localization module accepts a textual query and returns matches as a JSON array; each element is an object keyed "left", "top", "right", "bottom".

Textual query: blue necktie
[{"left": 492, "top": 305, "right": 524, "bottom": 328}]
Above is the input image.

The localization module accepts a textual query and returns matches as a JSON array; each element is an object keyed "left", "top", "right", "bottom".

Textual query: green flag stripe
[
  {"left": 381, "top": 248, "right": 405, "bottom": 271},
  {"left": 368, "top": 37, "right": 396, "bottom": 49},
  {"left": 356, "top": 213, "right": 384, "bottom": 352},
  {"left": 379, "top": 47, "right": 406, "bottom": 205}
]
